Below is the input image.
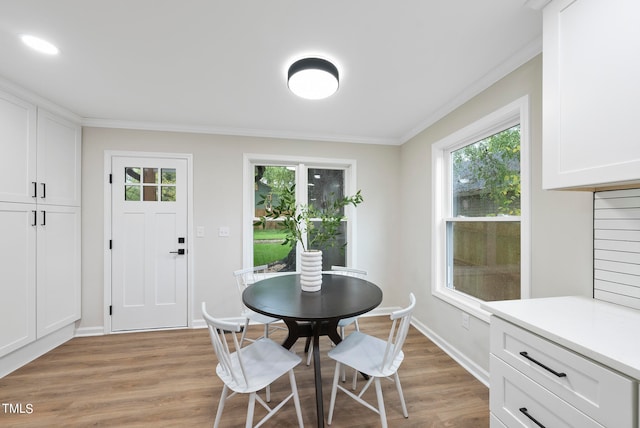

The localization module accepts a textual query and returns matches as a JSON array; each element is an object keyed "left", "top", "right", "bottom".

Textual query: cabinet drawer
[
  {"left": 491, "top": 355, "right": 603, "bottom": 428},
  {"left": 490, "top": 316, "right": 634, "bottom": 427},
  {"left": 490, "top": 413, "right": 507, "bottom": 428}
]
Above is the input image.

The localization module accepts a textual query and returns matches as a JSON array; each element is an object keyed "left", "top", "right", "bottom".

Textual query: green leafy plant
[{"left": 254, "top": 184, "right": 363, "bottom": 252}]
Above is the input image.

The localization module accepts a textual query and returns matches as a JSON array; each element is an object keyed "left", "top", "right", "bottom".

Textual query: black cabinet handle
[
  {"left": 41, "top": 183, "right": 46, "bottom": 198},
  {"left": 519, "top": 407, "right": 545, "bottom": 428},
  {"left": 520, "top": 351, "right": 567, "bottom": 377},
  {"left": 32, "top": 182, "right": 37, "bottom": 198},
  {"left": 41, "top": 210, "right": 46, "bottom": 226},
  {"left": 32, "top": 210, "right": 37, "bottom": 226}
]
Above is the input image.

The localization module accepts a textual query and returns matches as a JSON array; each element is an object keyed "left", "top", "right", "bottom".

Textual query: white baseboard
[
  {"left": 0, "top": 324, "right": 75, "bottom": 378},
  {"left": 74, "top": 326, "right": 106, "bottom": 337},
  {"left": 410, "top": 317, "right": 489, "bottom": 387}
]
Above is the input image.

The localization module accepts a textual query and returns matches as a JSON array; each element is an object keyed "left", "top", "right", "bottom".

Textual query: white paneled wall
[{"left": 594, "top": 189, "right": 640, "bottom": 309}]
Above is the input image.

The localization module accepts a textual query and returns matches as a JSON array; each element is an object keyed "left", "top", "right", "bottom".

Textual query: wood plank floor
[{"left": 0, "top": 316, "right": 489, "bottom": 427}]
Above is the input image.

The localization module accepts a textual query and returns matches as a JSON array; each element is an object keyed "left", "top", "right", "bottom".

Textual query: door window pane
[
  {"left": 161, "top": 168, "right": 176, "bottom": 184},
  {"left": 143, "top": 168, "right": 158, "bottom": 183},
  {"left": 125, "top": 185, "right": 140, "bottom": 201},
  {"left": 253, "top": 166, "right": 296, "bottom": 271},
  {"left": 161, "top": 186, "right": 176, "bottom": 202},
  {"left": 125, "top": 167, "right": 141, "bottom": 183},
  {"left": 143, "top": 186, "right": 158, "bottom": 201}
]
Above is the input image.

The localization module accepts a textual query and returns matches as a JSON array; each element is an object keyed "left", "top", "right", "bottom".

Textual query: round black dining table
[{"left": 242, "top": 273, "right": 383, "bottom": 427}]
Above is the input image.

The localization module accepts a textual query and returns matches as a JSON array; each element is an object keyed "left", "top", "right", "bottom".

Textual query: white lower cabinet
[
  {"left": 0, "top": 203, "right": 80, "bottom": 359},
  {"left": 489, "top": 316, "right": 635, "bottom": 428},
  {"left": 0, "top": 203, "right": 36, "bottom": 357}
]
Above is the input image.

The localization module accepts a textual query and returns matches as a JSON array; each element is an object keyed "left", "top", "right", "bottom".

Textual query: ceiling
[{"left": 0, "top": 1, "right": 542, "bottom": 145}]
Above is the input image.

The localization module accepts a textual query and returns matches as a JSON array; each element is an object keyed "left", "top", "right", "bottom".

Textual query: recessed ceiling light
[{"left": 21, "top": 35, "right": 59, "bottom": 55}]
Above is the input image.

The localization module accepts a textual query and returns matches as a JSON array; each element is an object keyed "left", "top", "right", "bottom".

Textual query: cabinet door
[
  {"left": 0, "top": 203, "right": 36, "bottom": 357},
  {"left": 36, "top": 108, "right": 81, "bottom": 206},
  {"left": 543, "top": 0, "right": 640, "bottom": 189},
  {"left": 0, "top": 90, "right": 37, "bottom": 203},
  {"left": 36, "top": 205, "right": 81, "bottom": 338}
]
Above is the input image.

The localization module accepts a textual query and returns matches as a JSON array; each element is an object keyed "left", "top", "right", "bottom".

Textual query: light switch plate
[{"left": 218, "top": 226, "right": 230, "bottom": 237}]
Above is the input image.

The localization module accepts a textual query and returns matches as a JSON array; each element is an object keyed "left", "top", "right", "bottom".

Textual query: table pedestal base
[{"left": 281, "top": 318, "right": 341, "bottom": 428}]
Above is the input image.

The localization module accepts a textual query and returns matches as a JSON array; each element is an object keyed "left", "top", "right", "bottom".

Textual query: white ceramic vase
[{"left": 300, "top": 250, "right": 323, "bottom": 292}]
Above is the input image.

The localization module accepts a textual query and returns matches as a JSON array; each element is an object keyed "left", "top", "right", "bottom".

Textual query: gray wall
[
  {"left": 399, "top": 54, "right": 593, "bottom": 376},
  {"left": 80, "top": 130, "right": 402, "bottom": 329}
]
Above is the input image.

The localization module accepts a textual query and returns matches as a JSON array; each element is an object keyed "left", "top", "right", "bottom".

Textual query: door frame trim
[{"left": 103, "top": 150, "right": 194, "bottom": 334}]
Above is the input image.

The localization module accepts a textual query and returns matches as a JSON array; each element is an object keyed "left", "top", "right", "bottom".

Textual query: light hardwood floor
[{"left": 0, "top": 316, "right": 489, "bottom": 427}]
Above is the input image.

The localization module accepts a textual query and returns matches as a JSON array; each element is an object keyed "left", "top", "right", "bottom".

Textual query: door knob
[{"left": 169, "top": 249, "right": 185, "bottom": 255}]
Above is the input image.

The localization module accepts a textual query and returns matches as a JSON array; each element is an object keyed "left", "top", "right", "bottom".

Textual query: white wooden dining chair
[
  {"left": 327, "top": 293, "right": 416, "bottom": 428},
  {"left": 201, "top": 302, "right": 305, "bottom": 428},
  {"left": 306, "top": 265, "right": 368, "bottom": 373},
  {"left": 234, "top": 265, "right": 285, "bottom": 347}
]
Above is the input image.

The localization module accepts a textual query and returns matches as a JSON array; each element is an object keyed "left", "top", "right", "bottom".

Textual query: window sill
[{"left": 432, "top": 288, "right": 492, "bottom": 323}]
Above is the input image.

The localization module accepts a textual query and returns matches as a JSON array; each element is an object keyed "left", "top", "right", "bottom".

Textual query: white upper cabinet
[
  {"left": 36, "top": 108, "right": 82, "bottom": 206},
  {"left": 0, "top": 91, "right": 37, "bottom": 203},
  {"left": 543, "top": 0, "right": 640, "bottom": 189}
]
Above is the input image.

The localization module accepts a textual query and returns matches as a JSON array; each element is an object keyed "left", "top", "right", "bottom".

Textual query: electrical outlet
[
  {"left": 218, "top": 226, "right": 230, "bottom": 237},
  {"left": 462, "top": 312, "right": 470, "bottom": 330}
]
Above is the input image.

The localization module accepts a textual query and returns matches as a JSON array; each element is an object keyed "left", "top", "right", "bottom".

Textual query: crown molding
[
  {"left": 81, "top": 117, "right": 401, "bottom": 146},
  {"left": 399, "top": 35, "right": 542, "bottom": 144},
  {"left": 524, "top": 0, "right": 552, "bottom": 10}
]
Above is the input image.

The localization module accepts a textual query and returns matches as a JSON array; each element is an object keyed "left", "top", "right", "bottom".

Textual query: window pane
[
  {"left": 253, "top": 166, "right": 296, "bottom": 272},
  {"left": 448, "top": 221, "right": 520, "bottom": 301},
  {"left": 452, "top": 125, "right": 520, "bottom": 217},
  {"left": 161, "top": 168, "right": 176, "bottom": 184},
  {"left": 307, "top": 168, "right": 345, "bottom": 216},
  {"left": 310, "top": 220, "right": 346, "bottom": 269},
  {"left": 125, "top": 167, "right": 141, "bottom": 184},
  {"left": 143, "top": 168, "right": 158, "bottom": 184},
  {"left": 125, "top": 185, "right": 140, "bottom": 201},
  {"left": 307, "top": 168, "right": 346, "bottom": 269},
  {"left": 143, "top": 186, "right": 158, "bottom": 201},
  {"left": 161, "top": 186, "right": 176, "bottom": 201}
]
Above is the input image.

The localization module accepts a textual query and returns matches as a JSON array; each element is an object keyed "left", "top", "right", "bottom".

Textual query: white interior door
[{"left": 111, "top": 156, "right": 188, "bottom": 331}]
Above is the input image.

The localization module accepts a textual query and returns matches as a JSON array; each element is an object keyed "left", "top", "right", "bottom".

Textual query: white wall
[
  {"left": 80, "top": 129, "right": 402, "bottom": 330},
  {"left": 399, "top": 54, "right": 594, "bottom": 379}
]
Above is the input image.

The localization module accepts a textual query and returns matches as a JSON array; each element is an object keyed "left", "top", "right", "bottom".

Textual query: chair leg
[
  {"left": 214, "top": 385, "right": 229, "bottom": 428},
  {"left": 339, "top": 327, "right": 345, "bottom": 382},
  {"left": 246, "top": 392, "right": 256, "bottom": 428},
  {"left": 394, "top": 372, "right": 409, "bottom": 418},
  {"left": 327, "top": 362, "right": 342, "bottom": 425},
  {"left": 289, "top": 369, "right": 304, "bottom": 428},
  {"left": 306, "top": 342, "right": 313, "bottom": 366},
  {"left": 374, "top": 378, "right": 388, "bottom": 428},
  {"left": 239, "top": 318, "right": 250, "bottom": 347}
]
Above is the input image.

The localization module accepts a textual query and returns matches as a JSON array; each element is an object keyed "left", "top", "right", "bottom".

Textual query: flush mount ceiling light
[
  {"left": 20, "top": 35, "right": 59, "bottom": 55},
  {"left": 287, "top": 57, "right": 339, "bottom": 100}
]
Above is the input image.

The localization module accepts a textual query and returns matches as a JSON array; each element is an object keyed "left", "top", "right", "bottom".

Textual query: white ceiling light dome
[{"left": 287, "top": 57, "right": 339, "bottom": 100}]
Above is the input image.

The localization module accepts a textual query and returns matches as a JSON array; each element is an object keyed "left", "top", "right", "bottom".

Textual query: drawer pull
[
  {"left": 519, "top": 351, "right": 567, "bottom": 378},
  {"left": 519, "top": 407, "right": 545, "bottom": 428}
]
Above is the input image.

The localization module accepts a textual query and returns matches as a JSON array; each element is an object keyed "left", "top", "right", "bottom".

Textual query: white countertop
[{"left": 482, "top": 296, "right": 640, "bottom": 380}]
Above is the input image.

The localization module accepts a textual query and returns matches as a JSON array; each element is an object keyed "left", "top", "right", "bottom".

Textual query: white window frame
[
  {"left": 431, "top": 96, "right": 531, "bottom": 322},
  {"left": 243, "top": 153, "right": 358, "bottom": 271}
]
